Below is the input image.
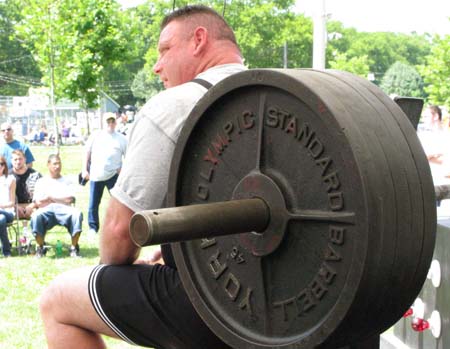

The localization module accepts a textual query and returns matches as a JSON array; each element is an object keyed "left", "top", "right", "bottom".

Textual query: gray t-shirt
[{"left": 111, "top": 64, "right": 247, "bottom": 212}]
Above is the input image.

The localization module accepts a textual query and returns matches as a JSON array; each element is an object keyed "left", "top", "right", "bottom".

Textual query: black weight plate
[
  {"left": 337, "top": 70, "right": 436, "bottom": 330},
  {"left": 292, "top": 70, "right": 408, "bottom": 343},
  {"left": 306, "top": 70, "right": 427, "bottom": 342},
  {"left": 168, "top": 69, "right": 436, "bottom": 349}
]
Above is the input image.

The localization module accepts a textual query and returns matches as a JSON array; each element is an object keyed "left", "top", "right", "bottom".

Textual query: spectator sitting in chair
[
  {"left": 0, "top": 155, "right": 16, "bottom": 257},
  {"left": 31, "top": 154, "right": 83, "bottom": 258},
  {"left": 11, "top": 149, "right": 42, "bottom": 236}
]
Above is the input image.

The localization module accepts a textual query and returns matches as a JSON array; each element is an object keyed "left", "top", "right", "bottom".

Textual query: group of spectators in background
[
  {"left": 23, "top": 106, "right": 134, "bottom": 147},
  {"left": 0, "top": 110, "right": 127, "bottom": 258}
]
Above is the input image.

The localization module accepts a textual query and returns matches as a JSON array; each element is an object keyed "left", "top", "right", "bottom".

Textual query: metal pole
[
  {"left": 283, "top": 42, "right": 288, "bottom": 68},
  {"left": 312, "top": 0, "right": 327, "bottom": 69},
  {"left": 129, "top": 198, "right": 269, "bottom": 246}
]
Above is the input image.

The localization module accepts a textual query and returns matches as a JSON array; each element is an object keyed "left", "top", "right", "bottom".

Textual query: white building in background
[{"left": 0, "top": 88, "right": 120, "bottom": 139}]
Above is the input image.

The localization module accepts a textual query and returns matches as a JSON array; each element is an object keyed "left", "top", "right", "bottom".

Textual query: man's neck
[
  {"left": 13, "top": 166, "right": 28, "bottom": 175},
  {"left": 194, "top": 42, "right": 243, "bottom": 76}
]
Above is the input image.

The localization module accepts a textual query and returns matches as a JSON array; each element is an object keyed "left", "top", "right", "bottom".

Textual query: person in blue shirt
[{"left": 0, "top": 122, "right": 35, "bottom": 170}]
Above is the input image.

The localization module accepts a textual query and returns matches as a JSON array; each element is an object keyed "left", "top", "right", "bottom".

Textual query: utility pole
[{"left": 312, "top": 0, "right": 327, "bottom": 69}]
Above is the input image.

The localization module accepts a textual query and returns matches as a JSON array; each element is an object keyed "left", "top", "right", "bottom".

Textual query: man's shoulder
[
  {"left": 195, "top": 63, "right": 247, "bottom": 85},
  {"left": 113, "top": 131, "right": 128, "bottom": 145},
  {"left": 140, "top": 64, "right": 246, "bottom": 113},
  {"left": 27, "top": 169, "right": 42, "bottom": 180},
  {"left": 134, "top": 64, "right": 247, "bottom": 140},
  {"left": 8, "top": 139, "right": 26, "bottom": 148}
]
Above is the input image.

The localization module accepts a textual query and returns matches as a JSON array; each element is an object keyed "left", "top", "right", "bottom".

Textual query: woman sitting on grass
[{"left": 0, "top": 155, "right": 16, "bottom": 257}]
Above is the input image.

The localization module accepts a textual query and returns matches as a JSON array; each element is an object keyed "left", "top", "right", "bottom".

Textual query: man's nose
[{"left": 153, "top": 59, "right": 162, "bottom": 75}]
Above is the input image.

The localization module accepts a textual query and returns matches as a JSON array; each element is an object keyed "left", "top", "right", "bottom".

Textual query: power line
[
  {"left": 0, "top": 71, "right": 42, "bottom": 87},
  {"left": 0, "top": 55, "right": 34, "bottom": 66}
]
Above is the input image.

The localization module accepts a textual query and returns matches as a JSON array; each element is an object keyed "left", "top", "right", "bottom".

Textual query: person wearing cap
[{"left": 81, "top": 112, "right": 127, "bottom": 234}]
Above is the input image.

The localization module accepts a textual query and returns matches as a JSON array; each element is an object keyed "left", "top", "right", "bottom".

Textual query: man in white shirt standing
[
  {"left": 31, "top": 154, "right": 83, "bottom": 258},
  {"left": 81, "top": 113, "right": 127, "bottom": 234}
]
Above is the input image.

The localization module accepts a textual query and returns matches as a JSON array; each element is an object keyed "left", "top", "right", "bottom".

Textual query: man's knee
[{"left": 40, "top": 277, "right": 64, "bottom": 319}]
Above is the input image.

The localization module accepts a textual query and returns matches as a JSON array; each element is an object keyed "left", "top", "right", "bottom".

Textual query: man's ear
[{"left": 192, "top": 26, "right": 208, "bottom": 56}]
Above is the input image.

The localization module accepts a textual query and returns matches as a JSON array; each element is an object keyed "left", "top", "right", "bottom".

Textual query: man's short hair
[
  {"left": 11, "top": 149, "right": 25, "bottom": 158},
  {"left": 48, "top": 154, "right": 61, "bottom": 163},
  {"left": 161, "top": 4, "right": 239, "bottom": 47},
  {"left": 1, "top": 122, "right": 11, "bottom": 130}
]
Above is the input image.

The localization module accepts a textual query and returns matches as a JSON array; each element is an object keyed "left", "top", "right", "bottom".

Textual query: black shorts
[{"left": 88, "top": 263, "right": 231, "bottom": 349}]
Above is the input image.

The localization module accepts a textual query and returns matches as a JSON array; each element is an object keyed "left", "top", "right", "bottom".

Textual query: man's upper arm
[
  {"left": 32, "top": 177, "right": 44, "bottom": 201},
  {"left": 24, "top": 146, "right": 35, "bottom": 164},
  {"left": 112, "top": 116, "right": 175, "bottom": 213}
]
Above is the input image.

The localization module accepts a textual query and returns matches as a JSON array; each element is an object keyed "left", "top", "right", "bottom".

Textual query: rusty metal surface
[{"left": 130, "top": 198, "right": 269, "bottom": 246}]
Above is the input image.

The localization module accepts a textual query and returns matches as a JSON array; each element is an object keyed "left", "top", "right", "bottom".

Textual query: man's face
[
  {"left": 48, "top": 158, "right": 62, "bottom": 178},
  {"left": 1, "top": 124, "right": 13, "bottom": 142},
  {"left": 106, "top": 118, "right": 116, "bottom": 133},
  {"left": 153, "top": 20, "right": 196, "bottom": 88},
  {"left": 12, "top": 154, "right": 25, "bottom": 171}
]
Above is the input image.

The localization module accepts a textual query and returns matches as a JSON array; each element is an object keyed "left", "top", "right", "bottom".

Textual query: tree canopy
[
  {"left": 420, "top": 34, "right": 450, "bottom": 108},
  {"left": 0, "top": 0, "right": 41, "bottom": 95},
  {"left": 0, "top": 0, "right": 447, "bottom": 112},
  {"left": 380, "top": 61, "right": 425, "bottom": 98}
]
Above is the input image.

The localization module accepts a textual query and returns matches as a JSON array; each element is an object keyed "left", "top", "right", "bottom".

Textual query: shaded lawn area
[{"left": 0, "top": 144, "right": 150, "bottom": 349}]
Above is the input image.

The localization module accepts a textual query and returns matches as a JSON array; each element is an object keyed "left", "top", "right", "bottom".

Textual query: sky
[{"left": 119, "top": 0, "right": 450, "bottom": 35}]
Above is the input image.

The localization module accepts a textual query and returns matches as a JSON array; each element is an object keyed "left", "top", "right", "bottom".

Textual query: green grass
[{"left": 0, "top": 144, "right": 149, "bottom": 349}]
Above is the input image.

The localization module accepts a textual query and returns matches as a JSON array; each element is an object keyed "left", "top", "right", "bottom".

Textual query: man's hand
[
  {"left": 25, "top": 204, "right": 36, "bottom": 215},
  {"left": 35, "top": 196, "right": 52, "bottom": 208},
  {"left": 133, "top": 248, "right": 164, "bottom": 265},
  {"left": 81, "top": 170, "right": 90, "bottom": 180},
  {"left": 427, "top": 153, "right": 444, "bottom": 164}
]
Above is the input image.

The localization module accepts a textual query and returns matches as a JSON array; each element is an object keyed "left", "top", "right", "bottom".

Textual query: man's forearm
[
  {"left": 99, "top": 197, "right": 139, "bottom": 265},
  {"left": 49, "top": 196, "right": 74, "bottom": 205},
  {"left": 82, "top": 151, "right": 91, "bottom": 174}
]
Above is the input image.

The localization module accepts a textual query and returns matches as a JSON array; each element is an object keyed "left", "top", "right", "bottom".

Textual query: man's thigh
[
  {"left": 46, "top": 265, "right": 118, "bottom": 338},
  {"left": 91, "top": 264, "right": 230, "bottom": 349}
]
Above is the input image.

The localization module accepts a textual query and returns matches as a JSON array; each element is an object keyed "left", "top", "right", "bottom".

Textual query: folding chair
[
  {"left": 7, "top": 203, "right": 34, "bottom": 255},
  {"left": 6, "top": 220, "right": 19, "bottom": 253}
]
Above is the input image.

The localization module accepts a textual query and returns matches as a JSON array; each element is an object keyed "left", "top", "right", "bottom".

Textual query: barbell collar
[{"left": 129, "top": 198, "right": 270, "bottom": 247}]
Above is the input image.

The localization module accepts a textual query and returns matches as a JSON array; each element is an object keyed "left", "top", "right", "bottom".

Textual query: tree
[
  {"left": 420, "top": 34, "right": 450, "bottom": 108},
  {"left": 0, "top": 0, "right": 41, "bottom": 96},
  {"left": 15, "top": 0, "right": 129, "bottom": 135},
  {"left": 380, "top": 61, "right": 425, "bottom": 98},
  {"left": 326, "top": 22, "right": 431, "bottom": 84},
  {"left": 102, "top": 3, "right": 154, "bottom": 107},
  {"left": 328, "top": 52, "right": 370, "bottom": 78},
  {"left": 130, "top": 68, "right": 162, "bottom": 105},
  {"left": 58, "top": 0, "right": 127, "bottom": 116}
]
